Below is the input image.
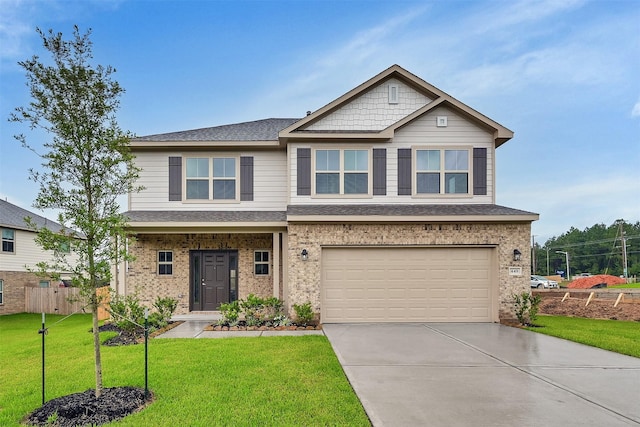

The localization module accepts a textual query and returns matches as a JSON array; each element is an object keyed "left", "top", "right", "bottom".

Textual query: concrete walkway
[{"left": 323, "top": 323, "right": 640, "bottom": 427}]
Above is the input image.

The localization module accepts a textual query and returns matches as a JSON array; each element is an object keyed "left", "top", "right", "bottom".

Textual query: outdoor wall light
[
  {"left": 513, "top": 249, "right": 522, "bottom": 262},
  {"left": 301, "top": 249, "right": 309, "bottom": 261}
]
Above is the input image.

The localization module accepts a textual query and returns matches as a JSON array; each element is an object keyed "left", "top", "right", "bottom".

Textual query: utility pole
[
  {"left": 531, "top": 235, "right": 537, "bottom": 275},
  {"left": 621, "top": 222, "right": 629, "bottom": 281},
  {"left": 546, "top": 247, "right": 550, "bottom": 276}
]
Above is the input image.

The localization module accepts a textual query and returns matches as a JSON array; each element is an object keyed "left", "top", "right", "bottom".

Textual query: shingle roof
[
  {"left": 0, "top": 199, "right": 68, "bottom": 233},
  {"left": 134, "top": 118, "right": 301, "bottom": 142},
  {"left": 122, "top": 205, "right": 537, "bottom": 227},
  {"left": 287, "top": 204, "right": 538, "bottom": 217},
  {"left": 124, "top": 210, "right": 287, "bottom": 223}
]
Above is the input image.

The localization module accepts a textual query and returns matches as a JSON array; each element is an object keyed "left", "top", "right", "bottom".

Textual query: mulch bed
[
  {"left": 25, "top": 387, "right": 150, "bottom": 427},
  {"left": 204, "top": 321, "right": 322, "bottom": 331},
  {"left": 99, "top": 321, "right": 182, "bottom": 346}
]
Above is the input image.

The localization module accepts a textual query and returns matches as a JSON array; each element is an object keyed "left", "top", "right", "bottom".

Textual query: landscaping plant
[
  {"left": 513, "top": 292, "right": 542, "bottom": 326},
  {"left": 9, "top": 26, "right": 143, "bottom": 398},
  {"left": 293, "top": 301, "right": 315, "bottom": 326}
]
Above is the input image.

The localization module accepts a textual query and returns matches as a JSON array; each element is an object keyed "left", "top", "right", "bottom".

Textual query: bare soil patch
[{"left": 539, "top": 297, "right": 640, "bottom": 321}]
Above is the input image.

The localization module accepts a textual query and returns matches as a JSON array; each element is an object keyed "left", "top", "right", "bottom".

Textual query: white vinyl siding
[
  {"left": 0, "top": 229, "right": 78, "bottom": 273},
  {"left": 289, "top": 107, "right": 494, "bottom": 205},
  {"left": 130, "top": 151, "right": 288, "bottom": 211}
]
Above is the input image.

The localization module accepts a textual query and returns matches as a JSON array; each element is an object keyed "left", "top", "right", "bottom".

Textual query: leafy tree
[
  {"left": 10, "top": 26, "right": 142, "bottom": 398},
  {"left": 535, "top": 220, "right": 640, "bottom": 278}
]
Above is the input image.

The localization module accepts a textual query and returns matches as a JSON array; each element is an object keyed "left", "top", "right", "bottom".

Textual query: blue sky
[{"left": 1, "top": 0, "right": 638, "bottom": 244}]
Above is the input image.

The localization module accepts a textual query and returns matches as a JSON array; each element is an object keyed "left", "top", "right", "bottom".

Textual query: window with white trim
[
  {"left": 185, "top": 157, "right": 237, "bottom": 200},
  {"left": 2, "top": 229, "right": 15, "bottom": 253},
  {"left": 254, "top": 250, "right": 269, "bottom": 276},
  {"left": 0, "top": 279, "right": 3, "bottom": 304},
  {"left": 314, "top": 149, "right": 369, "bottom": 195},
  {"left": 158, "top": 251, "right": 173, "bottom": 275},
  {"left": 415, "top": 149, "right": 469, "bottom": 194},
  {"left": 39, "top": 280, "right": 50, "bottom": 288}
]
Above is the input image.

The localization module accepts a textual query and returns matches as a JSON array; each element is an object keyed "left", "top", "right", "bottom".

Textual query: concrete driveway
[{"left": 323, "top": 323, "right": 640, "bottom": 427}]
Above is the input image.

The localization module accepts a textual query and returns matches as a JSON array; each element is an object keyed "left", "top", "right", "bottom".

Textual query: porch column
[{"left": 272, "top": 232, "right": 280, "bottom": 298}]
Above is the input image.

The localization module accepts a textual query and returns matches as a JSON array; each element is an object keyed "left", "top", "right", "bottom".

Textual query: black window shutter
[
  {"left": 168, "top": 157, "right": 182, "bottom": 201},
  {"left": 397, "top": 148, "right": 412, "bottom": 195},
  {"left": 297, "top": 148, "right": 311, "bottom": 196},
  {"left": 473, "top": 148, "right": 487, "bottom": 195},
  {"left": 240, "top": 156, "right": 254, "bottom": 201},
  {"left": 373, "top": 148, "right": 387, "bottom": 196}
]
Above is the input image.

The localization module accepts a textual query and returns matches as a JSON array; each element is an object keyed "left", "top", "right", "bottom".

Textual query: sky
[{"left": 0, "top": 0, "right": 638, "bottom": 245}]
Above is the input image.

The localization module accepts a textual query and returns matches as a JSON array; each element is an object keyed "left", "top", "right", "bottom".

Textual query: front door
[{"left": 190, "top": 250, "right": 237, "bottom": 311}]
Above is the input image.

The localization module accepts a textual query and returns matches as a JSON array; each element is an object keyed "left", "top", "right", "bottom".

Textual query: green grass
[
  {"left": 526, "top": 315, "right": 640, "bottom": 358},
  {"left": 609, "top": 283, "right": 640, "bottom": 289},
  {"left": 0, "top": 313, "right": 370, "bottom": 426}
]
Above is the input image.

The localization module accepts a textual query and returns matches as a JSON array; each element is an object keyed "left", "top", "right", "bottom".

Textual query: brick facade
[
  {"left": 0, "top": 271, "right": 60, "bottom": 315},
  {"left": 126, "top": 233, "right": 279, "bottom": 314},
  {"left": 286, "top": 222, "right": 531, "bottom": 322}
]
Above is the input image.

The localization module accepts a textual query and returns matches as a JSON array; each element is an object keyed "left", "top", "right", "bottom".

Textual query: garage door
[{"left": 321, "top": 247, "right": 495, "bottom": 323}]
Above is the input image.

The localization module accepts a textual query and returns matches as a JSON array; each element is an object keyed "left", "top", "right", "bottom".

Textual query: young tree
[{"left": 10, "top": 26, "right": 142, "bottom": 398}]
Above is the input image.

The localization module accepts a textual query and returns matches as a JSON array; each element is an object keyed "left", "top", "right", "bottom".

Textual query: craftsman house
[
  {"left": 0, "top": 199, "right": 76, "bottom": 314},
  {"left": 118, "top": 65, "right": 537, "bottom": 323}
]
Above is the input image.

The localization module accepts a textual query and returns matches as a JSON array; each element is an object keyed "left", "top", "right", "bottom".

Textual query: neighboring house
[
  {"left": 119, "top": 65, "right": 538, "bottom": 323},
  {"left": 0, "top": 199, "right": 76, "bottom": 314}
]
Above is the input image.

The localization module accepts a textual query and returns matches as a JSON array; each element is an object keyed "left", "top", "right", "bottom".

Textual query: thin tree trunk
[{"left": 92, "top": 300, "right": 103, "bottom": 398}]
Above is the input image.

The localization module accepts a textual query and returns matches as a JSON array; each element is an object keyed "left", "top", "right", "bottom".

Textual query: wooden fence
[{"left": 24, "top": 286, "right": 110, "bottom": 320}]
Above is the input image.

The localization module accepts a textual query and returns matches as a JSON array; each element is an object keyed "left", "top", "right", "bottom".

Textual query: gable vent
[{"left": 388, "top": 84, "right": 399, "bottom": 104}]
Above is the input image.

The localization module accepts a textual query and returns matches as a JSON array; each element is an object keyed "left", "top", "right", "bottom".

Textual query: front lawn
[
  {"left": 0, "top": 313, "right": 370, "bottom": 426},
  {"left": 526, "top": 315, "right": 640, "bottom": 358}
]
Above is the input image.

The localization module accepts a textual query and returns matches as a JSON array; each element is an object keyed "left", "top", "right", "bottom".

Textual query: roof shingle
[{"left": 134, "top": 118, "right": 300, "bottom": 142}]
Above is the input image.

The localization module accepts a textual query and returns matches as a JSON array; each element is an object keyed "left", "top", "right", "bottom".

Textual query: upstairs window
[
  {"left": 314, "top": 149, "right": 369, "bottom": 195},
  {"left": 185, "top": 157, "right": 237, "bottom": 201},
  {"left": 416, "top": 149, "right": 469, "bottom": 195},
  {"left": 2, "top": 229, "right": 15, "bottom": 253}
]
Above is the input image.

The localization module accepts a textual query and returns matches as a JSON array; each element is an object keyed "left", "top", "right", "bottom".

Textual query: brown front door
[{"left": 190, "top": 250, "right": 236, "bottom": 311}]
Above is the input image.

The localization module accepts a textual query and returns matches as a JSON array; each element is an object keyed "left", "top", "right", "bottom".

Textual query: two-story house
[
  {"left": 119, "top": 65, "right": 537, "bottom": 323},
  {"left": 0, "top": 199, "right": 77, "bottom": 314}
]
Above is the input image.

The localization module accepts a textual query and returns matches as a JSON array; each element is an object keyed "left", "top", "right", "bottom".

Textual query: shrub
[
  {"left": 109, "top": 293, "right": 178, "bottom": 332},
  {"left": 513, "top": 292, "right": 542, "bottom": 325},
  {"left": 293, "top": 302, "right": 314, "bottom": 326},
  {"left": 241, "top": 294, "right": 266, "bottom": 326},
  {"left": 108, "top": 294, "right": 144, "bottom": 332},
  {"left": 218, "top": 300, "right": 241, "bottom": 326},
  {"left": 152, "top": 296, "right": 178, "bottom": 328}
]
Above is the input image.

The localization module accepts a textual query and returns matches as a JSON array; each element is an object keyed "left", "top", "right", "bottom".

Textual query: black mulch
[
  {"left": 25, "top": 387, "right": 149, "bottom": 427},
  {"left": 98, "top": 323, "right": 144, "bottom": 346}
]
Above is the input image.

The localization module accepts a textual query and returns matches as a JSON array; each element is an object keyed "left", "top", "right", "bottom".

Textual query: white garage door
[{"left": 322, "top": 247, "right": 495, "bottom": 323}]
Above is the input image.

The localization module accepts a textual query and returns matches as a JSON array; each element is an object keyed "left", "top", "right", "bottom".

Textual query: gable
[
  {"left": 304, "top": 78, "right": 434, "bottom": 132},
  {"left": 279, "top": 64, "right": 513, "bottom": 147}
]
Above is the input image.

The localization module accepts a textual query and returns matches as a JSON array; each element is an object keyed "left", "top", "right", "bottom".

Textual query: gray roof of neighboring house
[
  {"left": 287, "top": 204, "right": 538, "bottom": 217},
  {"left": 0, "top": 199, "right": 68, "bottom": 233},
  {"left": 124, "top": 210, "right": 287, "bottom": 223},
  {"left": 134, "top": 118, "right": 301, "bottom": 142}
]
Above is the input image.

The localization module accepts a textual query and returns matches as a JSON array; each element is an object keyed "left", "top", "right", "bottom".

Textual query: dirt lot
[{"left": 539, "top": 297, "right": 640, "bottom": 321}]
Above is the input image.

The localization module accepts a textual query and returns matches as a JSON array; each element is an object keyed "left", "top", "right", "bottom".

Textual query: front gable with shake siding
[{"left": 119, "top": 64, "right": 538, "bottom": 324}]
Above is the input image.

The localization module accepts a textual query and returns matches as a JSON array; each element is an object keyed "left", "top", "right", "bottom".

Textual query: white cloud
[{"left": 632, "top": 99, "right": 640, "bottom": 118}]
